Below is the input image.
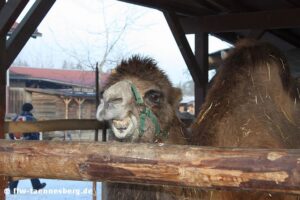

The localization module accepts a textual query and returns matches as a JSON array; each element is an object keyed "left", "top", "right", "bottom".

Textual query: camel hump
[{"left": 234, "top": 38, "right": 283, "bottom": 59}]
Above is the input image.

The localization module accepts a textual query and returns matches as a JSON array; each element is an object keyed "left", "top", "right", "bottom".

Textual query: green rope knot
[
  {"left": 139, "top": 107, "right": 161, "bottom": 137},
  {"left": 130, "top": 83, "right": 163, "bottom": 137},
  {"left": 131, "top": 83, "right": 144, "bottom": 105}
]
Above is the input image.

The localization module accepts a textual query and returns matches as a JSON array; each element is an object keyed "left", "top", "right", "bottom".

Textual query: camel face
[
  {"left": 97, "top": 81, "right": 138, "bottom": 140},
  {"left": 96, "top": 56, "right": 182, "bottom": 143},
  {"left": 97, "top": 80, "right": 163, "bottom": 142}
]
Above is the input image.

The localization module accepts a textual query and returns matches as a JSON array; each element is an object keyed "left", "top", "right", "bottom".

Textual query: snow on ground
[{"left": 5, "top": 179, "right": 102, "bottom": 200}]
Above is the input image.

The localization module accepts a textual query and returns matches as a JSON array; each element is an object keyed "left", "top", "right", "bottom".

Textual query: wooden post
[
  {"left": 0, "top": 57, "right": 7, "bottom": 200},
  {"left": 0, "top": 0, "right": 8, "bottom": 197},
  {"left": 74, "top": 98, "right": 85, "bottom": 119},
  {"left": 1, "top": 140, "right": 300, "bottom": 195},
  {"left": 95, "top": 63, "right": 100, "bottom": 142},
  {"left": 75, "top": 98, "right": 85, "bottom": 139},
  {"left": 0, "top": 71, "right": 6, "bottom": 139},
  {"left": 62, "top": 97, "right": 72, "bottom": 140},
  {"left": 63, "top": 97, "right": 72, "bottom": 119},
  {"left": 94, "top": 63, "right": 99, "bottom": 200},
  {"left": 195, "top": 32, "right": 209, "bottom": 116}
]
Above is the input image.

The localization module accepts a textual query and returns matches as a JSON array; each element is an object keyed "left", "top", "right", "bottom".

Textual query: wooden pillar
[
  {"left": 75, "top": 98, "right": 85, "bottom": 139},
  {"left": 75, "top": 98, "right": 85, "bottom": 119},
  {"left": 94, "top": 64, "right": 99, "bottom": 200},
  {"left": 95, "top": 64, "right": 100, "bottom": 140},
  {"left": 0, "top": 52, "right": 7, "bottom": 200},
  {"left": 195, "top": 33, "right": 209, "bottom": 116},
  {"left": 62, "top": 97, "right": 72, "bottom": 140},
  {"left": 0, "top": 0, "right": 8, "bottom": 197},
  {"left": 63, "top": 97, "right": 72, "bottom": 119}
]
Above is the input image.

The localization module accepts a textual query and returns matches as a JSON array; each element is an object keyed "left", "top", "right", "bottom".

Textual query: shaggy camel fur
[
  {"left": 97, "top": 39, "right": 300, "bottom": 200},
  {"left": 190, "top": 39, "right": 300, "bottom": 200}
]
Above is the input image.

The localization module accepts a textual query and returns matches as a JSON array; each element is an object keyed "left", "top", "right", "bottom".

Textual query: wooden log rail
[
  {"left": 0, "top": 140, "right": 300, "bottom": 194},
  {"left": 4, "top": 119, "right": 104, "bottom": 133}
]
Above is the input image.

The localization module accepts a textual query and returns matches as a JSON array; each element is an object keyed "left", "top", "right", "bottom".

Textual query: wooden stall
[{"left": 1, "top": 0, "right": 300, "bottom": 199}]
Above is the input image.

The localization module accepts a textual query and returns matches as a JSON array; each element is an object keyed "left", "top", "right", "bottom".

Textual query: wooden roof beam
[
  {"left": 119, "top": 0, "right": 214, "bottom": 16},
  {"left": 5, "top": 0, "right": 56, "bottom": 70},
  {"left": 181, "top": 8, "right": 300, "bottom": 33},
  {"left": 164, "top": 11, "right": 209, "bottom": 115},
  {"left": 247, "top": 30, "right": 265, "bottom": 39},
  {"left": 203, "top": 0, "right": 230, "bottom": 12},
  {"left": 269, "top": 29, "right": 300, "bottom": 48},
  {"left": 0, "top": 0, "right": 29, "bottom": 37},
  {"left": 164, "top": 11, "right": 201, "bottom": 86}
]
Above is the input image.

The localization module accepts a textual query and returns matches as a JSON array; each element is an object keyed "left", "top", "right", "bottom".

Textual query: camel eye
[{"left": 145, "top": 90, "right": 162, "bottom": 105}]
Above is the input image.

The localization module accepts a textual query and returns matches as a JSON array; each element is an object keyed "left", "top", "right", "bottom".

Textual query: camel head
[{"left": 96, "top": 56, "right": 182, "bottom": 143}]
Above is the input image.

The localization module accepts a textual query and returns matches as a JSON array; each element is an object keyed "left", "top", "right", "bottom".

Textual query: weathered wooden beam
[
  {"left": 181, "top": 8, "right": 300, "bottom": 33},
  {"left": 5, "top": 0, "right": 55, "bottom": 69},
  {"left": 1, "top": 140, "right": 300, "bottom": 195},
  {"left": 4, "top": 119, "right": 104, "bottom": 133},
  {"left": 0, "top": 0, "right": 29, "bottom": 37},
  {"left": 164, "top": 11, "right": 201, "bottom": 86}
]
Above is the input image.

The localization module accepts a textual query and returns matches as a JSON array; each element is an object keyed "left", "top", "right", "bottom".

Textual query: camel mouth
[{"left": 111, "top": 114, "right": 137, "bottom": 139}]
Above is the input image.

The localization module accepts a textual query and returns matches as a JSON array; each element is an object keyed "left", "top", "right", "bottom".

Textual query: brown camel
[
  {"left": 96, "top": 56, "right": 193, "bottom": 199},
  {"left": 96, "top": 39, "right": 300, "bottom": 200},
  {"left": 190, "top": 39, "right": 300, "bottom": 200}
]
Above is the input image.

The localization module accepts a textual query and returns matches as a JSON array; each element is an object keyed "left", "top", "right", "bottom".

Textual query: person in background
[{"left": 8, "top": 103, "right": 46, "bottom": 194}]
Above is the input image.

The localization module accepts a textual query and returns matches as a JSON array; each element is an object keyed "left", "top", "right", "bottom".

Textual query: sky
[{"left": 14, "top": 0, "right": 232, "bottom": 85}]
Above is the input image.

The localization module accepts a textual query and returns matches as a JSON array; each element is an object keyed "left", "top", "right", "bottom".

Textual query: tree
[{"left": 54, "top": 0, "right": 145, "bottom": 72}]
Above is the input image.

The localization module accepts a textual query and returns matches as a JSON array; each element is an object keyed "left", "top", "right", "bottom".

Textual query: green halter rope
[{"left": 130, "top": 83, "right": 161, "bottom": 137}]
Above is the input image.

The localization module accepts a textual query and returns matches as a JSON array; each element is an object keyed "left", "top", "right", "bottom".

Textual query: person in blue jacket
[{"left": 8, "top": 103, "right": 46, "bottom": 194}]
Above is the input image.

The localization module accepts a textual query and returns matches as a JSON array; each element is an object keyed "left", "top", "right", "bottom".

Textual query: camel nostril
[{"left": 96, "top": 100, "right": 105, "bottom": 121}]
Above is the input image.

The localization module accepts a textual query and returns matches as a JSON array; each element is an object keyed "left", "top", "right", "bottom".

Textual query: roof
[
  {"left": 119, "top": 0, "right": 300, "bottom": 76},
  {"left": 9, "top": 66, "right": 110, "bottom": 88},
  {"left": 119, "top": 0, "right": 300, "bottom": 51},
  {"left": 25, "top": 88, "right": 96, "bottom": 99}
]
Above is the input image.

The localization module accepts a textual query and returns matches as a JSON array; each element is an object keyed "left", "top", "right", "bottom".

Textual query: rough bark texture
[{"left": 1, "top": 140, "right": 300, "bottom": 195}]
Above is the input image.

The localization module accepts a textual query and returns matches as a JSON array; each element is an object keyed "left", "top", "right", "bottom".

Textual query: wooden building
[{"left": 7, "top": 66, "right": 109, "bottom": 140}]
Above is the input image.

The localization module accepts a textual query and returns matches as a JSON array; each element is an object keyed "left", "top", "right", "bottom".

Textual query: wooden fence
[
  {"left": 1, "top": 120, "right": 300, "bottom": 195},
  {"left": 4, "top": 119, "right": 103, "bottom": 133}
]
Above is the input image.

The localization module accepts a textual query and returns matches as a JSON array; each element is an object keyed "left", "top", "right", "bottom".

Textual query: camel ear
[{"left": 170, "top": 87, "right": 182, "bottom": 107}]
